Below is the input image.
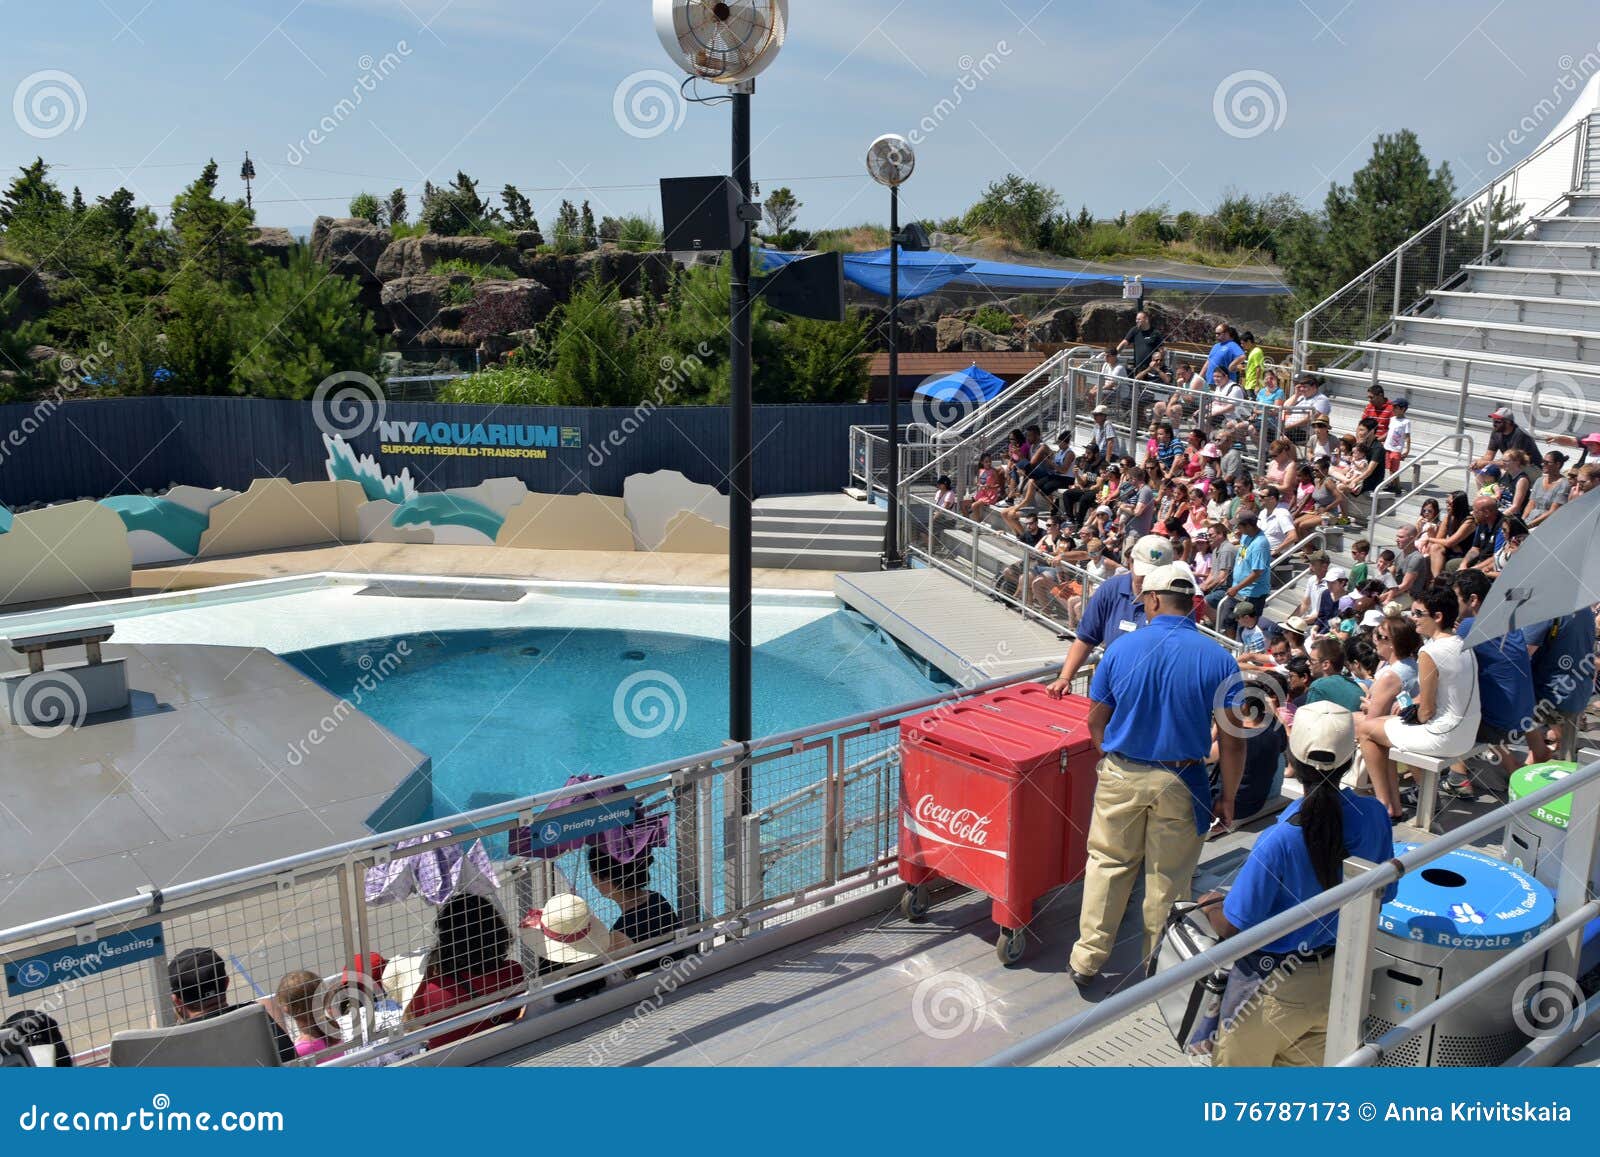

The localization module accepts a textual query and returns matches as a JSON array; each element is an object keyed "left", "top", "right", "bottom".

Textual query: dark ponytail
[{"left": 1290, "top": 760, "right": 1349, "bottom": 890}]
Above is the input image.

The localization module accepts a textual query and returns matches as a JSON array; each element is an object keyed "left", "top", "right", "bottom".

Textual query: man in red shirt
[{"left": 1361, "top": 384, "right": 1394, "bottom": 440}]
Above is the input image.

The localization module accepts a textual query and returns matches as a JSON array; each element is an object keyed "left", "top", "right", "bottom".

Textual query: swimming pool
[{"left": 5, "top": 576, "right": 951, "bottom": 820}]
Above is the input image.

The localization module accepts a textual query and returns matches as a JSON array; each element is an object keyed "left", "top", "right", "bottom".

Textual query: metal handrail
[
  {"left": 1361, "top": 431, "right": 1475, "bottom": 541},
  {"left": 904, "top": 491, "right": 1242, "bottom": 652},
  {"left": 1295, "top": 117, "right": 1590, "bottom": 354},
  {"left": 906, "top": 347, "right": 1079, "bottom": 457},
  {"left": 982, "top": 754, "right": 1600, "bottom": 1067},
  {"left": 0, "top": 662, "right": 1055, "bottom": 949},
  {"left": 900, "top": 348, "right": 1090, "bottom": 494},
  {"left": 1338, "top": 899, "right": 1600, "bottom": 1067}
]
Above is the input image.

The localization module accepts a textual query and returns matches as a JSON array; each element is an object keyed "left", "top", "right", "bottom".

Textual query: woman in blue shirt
[{"left": 1202, "top": 702, "right": 1394, "bottom": 1066}]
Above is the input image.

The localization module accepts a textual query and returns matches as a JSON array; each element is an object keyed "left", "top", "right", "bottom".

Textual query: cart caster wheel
[
  {"left": 996, "top": 928, "right": 1026, "bottom": 967},
  {"left": 900, "top": 884, "right": 932, "bottom": 923}
]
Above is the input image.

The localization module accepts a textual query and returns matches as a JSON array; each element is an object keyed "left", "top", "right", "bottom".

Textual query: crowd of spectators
[
  {"left": 3, "top": 844, "right": 683, "bottom": 1067},
  {"left": 963, "top": 317, "right": 1600, "bottom": 830}
]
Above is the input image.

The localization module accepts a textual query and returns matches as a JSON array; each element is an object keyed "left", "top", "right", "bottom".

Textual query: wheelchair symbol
[
  {"left": 539, "top": 822, "right": 562, "bottom": 845},
  {"left": 16, "top": 960, "right": 50, "bottom": 989}
]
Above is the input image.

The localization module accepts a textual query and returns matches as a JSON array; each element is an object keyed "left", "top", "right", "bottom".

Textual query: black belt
[
  {"left": 1105, "top": 753, "right": 1205, "bottom": 773},
  {"left": 1238, "top": 943, "right": 1336, "bottom": 977}
]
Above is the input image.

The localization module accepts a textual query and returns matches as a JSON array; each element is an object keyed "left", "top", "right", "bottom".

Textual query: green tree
[
  {"left": 0, "top": 158, "right": 64, "bottom": 229},
  {"left": 386, "top": 187, "right": 409, "bottom": 227},
  {"left": 615, "top": 214, "right": 663, "bottom": 251},
  {"left": 763, "top": 186, "right": 801, "bottom": 236},
  {"left": 1279, "top": 130, "right": 1456, "bottom": 306},
  {"left": 963, "top": 174, "right": 1062, "bottom": 247},
  {"left": 349, "top": 192, "right": 383, "bottom": 225},
  {"left": 500, "top": 184, "right": 536, "bottom": 230},
  {"left": 773, "top": 312, "right": 870, "bottom": 402},
  {"left": 169, "top": 160, "right": 256, "bottom": 285},
  {"left": 580, "top": 200, "right": 597, "bottom": 250},
  {"left": 420, "top": 171, "right": 494, "bottom": 236},
  {"left": 0, "top": 319, "right": 53, "bottom": 401},
  {"left": 546, "top": 279, "right": 649, "bottom": 404},
  {"left": 230, "top": 248, "right": 381, "bottom": 398},
  {"left": 161, "top": 274, "right": 237, "bottom": 394},
  {"left": 552, "top": 199, "right": 583, "bottom": 254},
  {"left": 97, "top": 188, "right": 139, "bottom": 240}
]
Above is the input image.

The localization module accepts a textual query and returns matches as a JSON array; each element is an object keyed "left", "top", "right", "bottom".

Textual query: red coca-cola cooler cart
[{"left": 897, "top": 682, "right": 1099, "bottom": 966}]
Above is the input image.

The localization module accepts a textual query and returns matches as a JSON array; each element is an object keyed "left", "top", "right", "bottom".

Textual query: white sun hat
[{"left": 520, "top": 893, "right": 609, "bottom": 964}]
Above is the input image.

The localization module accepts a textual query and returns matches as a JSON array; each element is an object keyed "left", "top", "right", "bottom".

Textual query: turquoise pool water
[{"left": 282, "top": 609, "right": 950, "bottom": 820}]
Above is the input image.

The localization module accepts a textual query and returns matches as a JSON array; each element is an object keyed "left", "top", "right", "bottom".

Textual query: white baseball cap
[
  {"left": 1142, "top": 562, "right": 1199, "bottom": 597},
  {"left": 1288, "top": 701, "right": 1357, "bottom": 771},
  {"left": 1129, "top": 534, "right": 1177, "bottom": 576},
  {"left": 1361, "top": 609, "right": 1385, "bottom": 628},
  {"left": 1326, "top": 565, "right": 1349, "bottom": 583}
]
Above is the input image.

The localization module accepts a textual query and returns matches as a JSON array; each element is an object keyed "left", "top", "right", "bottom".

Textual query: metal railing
[
  {"left": 901, "top": 491, "right": 1242, "bottom": 654},
  {"left": 983, "top": 753, "right": 1600, "bottom": 1068},
  {"left": 1295, "top": 116, "right": 1592, "bottom": 373},
  {"left": 0, "top": 662, "right": 1070, "bottom": 1068}
]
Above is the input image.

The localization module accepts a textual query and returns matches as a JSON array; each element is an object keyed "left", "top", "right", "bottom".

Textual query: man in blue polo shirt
[
  {"left": 1446, "top": 568, "right": 1532, "bottom": 799},
  {"left": 1068, "top": 564, "right": 1246, "bottom": 986},
  {"left": 1047, "top": 535, "right": 1176, "bottom": 695}
]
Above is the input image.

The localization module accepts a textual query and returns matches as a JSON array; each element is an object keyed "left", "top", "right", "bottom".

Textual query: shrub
[
  {"left": 971, "top": 306, "right": 1015, "bottom": 335},
  {"left": 437, "top": 366, "right": 558, "bottom": 405}
]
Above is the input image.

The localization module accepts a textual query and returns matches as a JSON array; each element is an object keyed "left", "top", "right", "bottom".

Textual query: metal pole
[
  {"left": 730, "top": 84, "right": 754, "bottom": 764},
  {"left": 885, "top": 185, "right": 901, "bottom": 567},
  {"left": 1323, "top": 856, "right": 1382, "bottom": 1063}
]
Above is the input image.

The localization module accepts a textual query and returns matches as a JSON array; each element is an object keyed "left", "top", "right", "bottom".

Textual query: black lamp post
[{"left": 866, "top": 134, "right": 919, "bottom": 567}]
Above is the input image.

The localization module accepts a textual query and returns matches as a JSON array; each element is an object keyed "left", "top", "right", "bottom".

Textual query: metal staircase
[{"left": 1296, "top": 113, "right": 1600, "bottom": 431}]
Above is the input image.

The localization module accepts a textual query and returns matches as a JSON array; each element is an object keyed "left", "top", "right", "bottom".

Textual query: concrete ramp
[{"left": 833, "top": 567, "right": 1067, "bottom": 683}]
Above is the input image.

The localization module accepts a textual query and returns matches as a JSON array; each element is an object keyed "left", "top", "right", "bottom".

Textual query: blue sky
[{"left": 2, "top": 1, "right": 1599, "bottom": 234}]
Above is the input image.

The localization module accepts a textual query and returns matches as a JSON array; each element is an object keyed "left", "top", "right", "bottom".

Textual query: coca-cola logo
[{"left": 913, "top": 794, "right": 993, "bottom": 847}]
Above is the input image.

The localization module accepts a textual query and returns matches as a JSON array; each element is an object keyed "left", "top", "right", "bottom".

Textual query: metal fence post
[
  {"left": 1482, "top": 184, "right": 1495, "bottom": 260},
  {"left": 1323, "top": 856, "right": 1383, "bottom": 1064},
  {"left": 822, "top": 742, "right": 842, "bottom": 893},
  {"left": 1393, "top": 246, "right": 1404, "bottom": 317},
  {"left": 1547, "top": 775, "right": 1600, "bottom": 979},
  {"left": 863, "top": 437, "right": 874, "bottom": 498},
  {"left": 673, "top": 770, "right": 704, "bottom": 929}
]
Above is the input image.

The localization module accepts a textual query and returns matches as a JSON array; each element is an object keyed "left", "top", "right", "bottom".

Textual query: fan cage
[{"left": 671, "top": 1, "right": 787, "bottom": 83}]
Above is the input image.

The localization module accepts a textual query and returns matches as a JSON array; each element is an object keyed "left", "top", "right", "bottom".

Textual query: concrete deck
[
  {"left": 490, "top": 822, "right": 1267, "bottom": 1068},
  {"left": 833, "top": 566, "right": 1068, "bottom": 681},
  {"left": 0, "top": 642, "right": 429, "bottom": 927},
  {"left": 130, "top": 543, "right": 837, "bottom": 597}
]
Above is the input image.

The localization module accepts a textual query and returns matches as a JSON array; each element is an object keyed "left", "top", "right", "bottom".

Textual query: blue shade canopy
[
  {"left": 913, "top": 364, "right": 1007, "bottom": 406},
  {"left": 759, "top": 247, "right": 974, "bottom": 298},
  {"left": 757, "top": 248, "right": 1289, "bottom": 299}
]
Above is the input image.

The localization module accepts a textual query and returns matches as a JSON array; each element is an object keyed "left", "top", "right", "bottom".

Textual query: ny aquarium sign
[{"left": 377, "top": 420, "right": 583, "bottom": 460}]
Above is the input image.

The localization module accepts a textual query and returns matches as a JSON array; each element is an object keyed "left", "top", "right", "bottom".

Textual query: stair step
[
  {"left": 753, "top": 514, "right": 885, "bottom": 535},
  {"left": 752, "top": 546, "right": 881, "bottom": 573},
  {"left": 752, "top": 529, "right": 883, "bottom": 551}
]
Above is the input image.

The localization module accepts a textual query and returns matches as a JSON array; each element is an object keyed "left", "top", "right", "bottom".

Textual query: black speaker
[
  {"left": 754, "top": 252, "right": 846, "bottom": 322},
  {"left": 660, "top": 176, "right": 742, "bottom": 252}
]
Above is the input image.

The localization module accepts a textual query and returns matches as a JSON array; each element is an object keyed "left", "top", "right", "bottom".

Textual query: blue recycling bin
[{"left": 1365, "top": 844, "right": 1554, "bottom": 1066}]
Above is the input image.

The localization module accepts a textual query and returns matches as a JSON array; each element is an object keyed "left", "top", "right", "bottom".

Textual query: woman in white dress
[{"left": 1355, "top": 586, "right": 1479, "bottom": 821}]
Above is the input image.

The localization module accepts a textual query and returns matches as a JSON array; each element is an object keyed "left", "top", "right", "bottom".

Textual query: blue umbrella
[{"left": 913, "top": 364, "right": 1007, "bottom": 426}]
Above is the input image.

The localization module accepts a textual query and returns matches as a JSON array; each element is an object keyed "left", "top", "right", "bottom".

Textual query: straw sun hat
[{"left": 520, "top": 893, "right": 609, "bottom": 964}]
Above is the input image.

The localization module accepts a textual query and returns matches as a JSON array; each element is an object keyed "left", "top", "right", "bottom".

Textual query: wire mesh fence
[{"left": 0, "top": 669, "right": 1062, "bottom": 1068}]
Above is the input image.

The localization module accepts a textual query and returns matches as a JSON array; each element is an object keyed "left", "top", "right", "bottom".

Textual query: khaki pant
[
  {"left": 1069, "top": 756, "right": 1205, "bottom": 977},
  {"left": 1212, "top": 956, "right": 1333, "bottom": 1067}
]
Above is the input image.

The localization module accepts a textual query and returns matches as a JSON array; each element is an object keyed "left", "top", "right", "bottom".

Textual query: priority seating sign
[{"left": 5, "top": 924, "right": 165, "bottom": 996}]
